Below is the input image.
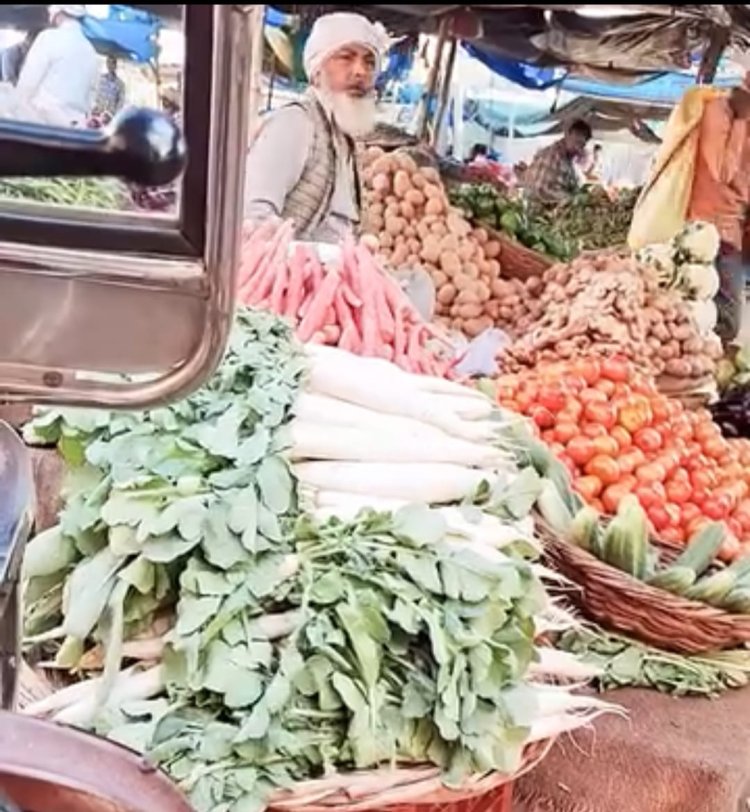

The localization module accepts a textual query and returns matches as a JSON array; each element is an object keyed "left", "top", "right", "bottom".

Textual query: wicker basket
[
  {"left": 494, "top": 230, "right": 553, "bottom": 282},
  {"left": 540, "top": 525, "right": 750, "bottom": 655},
  {"left": 268, "top": 740, "right": 551, "bottom": 812}
]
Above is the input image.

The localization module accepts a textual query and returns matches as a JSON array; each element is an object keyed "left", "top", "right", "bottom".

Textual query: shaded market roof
[{"left": 275, "top": 5, "right": 750, "bottom": 78}]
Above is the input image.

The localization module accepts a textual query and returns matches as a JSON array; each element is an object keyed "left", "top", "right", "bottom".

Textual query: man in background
[
  {"left": 687, "top": 80, "right": 750, "bottom": 343},
  {"left": 15, "top": 4, "right": 98, "bottom": 127},
  {"left": 0, "top": 30, "right": 39, "bottom": 85},
  {"left": 524, "top": 119, "right": 592, "bottom": 203},
  {"left": 244, "top": 12, "right": 388, "bottom": 243},
  {"left": 93, "top": 56, "right": 126, "bottom": 121}
]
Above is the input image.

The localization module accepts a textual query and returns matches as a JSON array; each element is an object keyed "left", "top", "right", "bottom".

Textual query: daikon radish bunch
[
  {"left": 237, "top": 220, "right": 454, "bottom": 376},
  {"left": 361, "top": 147, "right": 505, "bottom": 338}
]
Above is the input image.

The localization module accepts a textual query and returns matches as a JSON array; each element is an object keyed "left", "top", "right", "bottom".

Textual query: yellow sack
[{"left": 628, "top": 86, "right": 726, "bottom": 250}]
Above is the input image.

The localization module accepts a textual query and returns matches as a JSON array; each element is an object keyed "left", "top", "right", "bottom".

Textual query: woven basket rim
[
  {"left": 538, "top": 518, "right": 750, "bottom": 653},
  {"left": 267, "top": 740, "right": 552, "bottom": 811}
]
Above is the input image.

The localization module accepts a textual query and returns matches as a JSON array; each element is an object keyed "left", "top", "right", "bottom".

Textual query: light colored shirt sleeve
[
  {"left": 244, "top": 107, "right": 312, "bottom": 222},
  {"left": 699, "top": 99, "right": 747, "bottom": 185},
  {"left": 16, "top": 31, "right": 55, "bottom": 100}
]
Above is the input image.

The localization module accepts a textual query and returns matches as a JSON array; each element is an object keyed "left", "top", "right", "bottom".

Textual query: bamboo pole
[
  {"left": 431, "top": 36, "right": 458, "bottom": 150},
  {"left": 414, "top": 16, "right": 449, "bottom": 142},
  {"left": 247, "top": 4, "right": 266, "bottom": 145}
]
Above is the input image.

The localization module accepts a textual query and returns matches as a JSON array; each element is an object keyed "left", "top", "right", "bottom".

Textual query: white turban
[
  {"left": 49, "top": 5, "right": 86, "bottom": 19},
  {"left": 303, "top": 13, "right": 390, "bottom": 79}
]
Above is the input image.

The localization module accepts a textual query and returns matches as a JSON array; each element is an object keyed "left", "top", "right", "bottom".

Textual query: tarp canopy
[{"left": 275, "top": 5, "right": 750, "bottom": 79}]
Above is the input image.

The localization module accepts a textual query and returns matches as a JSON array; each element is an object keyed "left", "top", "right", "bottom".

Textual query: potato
[
  {"left": 437, "top": 283, "right": 457, "bottom": 305},
  {"left": 407, "top": 237, "right": 421, "bottom": 254},
  {"left": 423, "top": 183, "right": 442, "bottom": 200},
  {"left": 472, "top": 227, "right": 489, "bottom": 245},
  {"left": 395, "top": 152, "right": 418, "bottom": 174},
  {"left": 385, "top": 216, "right": 405, "bottom": 237},
  {"left": 411, "top": 173, "right": 427, "bottom": 189},
  {"left": 459, "top": 302, "right": 483, "bottom": 319},
  {"left": 477, "top": 259, "right": 492, "bottom": 276},
  {"left": 420, "top": 241, "right": 441, "bottom": 265},
  {"left": 425, "top": 197, "right": 444, "bottom": 216},
  {"left": 372, "top": 173, "right": 390, "bottom": 194},
  {"left": 378, "top": 232, "right": 394, "bottom": 249},
  {"left": 485, "top": 299, "right": 500, "bottom": 320},
  {"left": 464, "top": 262, "right": 480, "bottom": 281},
  {"left": 371, "top": 155, "right": 394, "bottom": 176},
  {"left": 421, "top": 167, "right": 440, "bottom": 184},
  {"left": 393, "top": 170, "right": 412, "bottom": 199},
  {"left": 484, "top": 240, "right": 501, "bottom": 259},
  {"left": 405, "top": 189, "right": 425, "bottom": 207},
  {"left": 391, "top": 243, "right": 409, "bottom": 266},
  {"left": 440, "top": 250, "right": 461, "bottom": 276},
  {"left": 360, "top": 234, "right": 379, "bottom": 252},
  {"left": 400, "top": 201, "right": 416, "bottom": 220},
  {"left": 432, "top": 270, "right": 448, "bottom": 288},
  {"left": 665, "top": 358, "right": 692, "bottom": 378},
  {"left": 430, "top": 220, "right": 447, "bottom": 237},
  {"left": 487, "top": 259, "right": 501, "bottom": 277},
  {"left": 446, "top": 212, "right": 471, "bottom": 238},
  {"left": 439, "top": 234, "right": 459, "bottom": 254},
  {"left": 475, "top": 280, "right": 491, "bottom": 302},
  {"left": 458, "top": 240, "right": 476, "bottom": 262},
  {"left": 369, "top": 201, "right": 384, "bottom": 216},
  {"left": 367, "top": 214, "right": 384, "bottom": 232},
  {"left": 416, "top": 221, "right": 431, "bottom": 240}
]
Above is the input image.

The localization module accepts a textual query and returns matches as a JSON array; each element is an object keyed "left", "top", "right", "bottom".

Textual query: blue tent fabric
[
  {"left": 561, "top": 71, "right": 738, "bottom": 105},
  {"left": 462, "top": 43, "right": 560, "bottom": 90},
  {"left": 81, "top": 5, "right": 162, "bottom": 63}
]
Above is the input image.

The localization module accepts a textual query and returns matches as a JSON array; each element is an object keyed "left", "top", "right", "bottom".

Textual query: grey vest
[{"left": 279, "top": 92, "right": 362, "bottom": 239}]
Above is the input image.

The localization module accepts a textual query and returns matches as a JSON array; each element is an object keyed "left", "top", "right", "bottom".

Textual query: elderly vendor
[{"left": 244, "top": 12, "right": 387, "bottom": 243}]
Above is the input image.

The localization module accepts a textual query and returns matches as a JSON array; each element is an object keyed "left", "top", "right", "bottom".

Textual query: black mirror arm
[{"left": 0, "top": 108, "right": 186, "bottom": 187}]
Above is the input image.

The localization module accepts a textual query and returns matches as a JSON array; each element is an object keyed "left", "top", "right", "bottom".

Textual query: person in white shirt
[{"left": 15, "top": 4, "right": 98, "bottom": 128}]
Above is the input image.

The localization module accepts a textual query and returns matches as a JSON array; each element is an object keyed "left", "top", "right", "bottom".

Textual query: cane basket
[
  {"left": 268, "top": 740, "right": 552, "bottom": 812},
  {"left": 494, "top": 231, "right": 553, "bottom": 282},
  {"left": 540, "top": 523, "right": 750, "bottom": 655}
]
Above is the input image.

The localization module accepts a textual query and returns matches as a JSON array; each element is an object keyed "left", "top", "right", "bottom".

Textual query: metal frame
[
  {"left": 0, "top": 5, "right": 254, "bottom": 407},
  {"left": 0, "top": 4, "right": 212, "bottom": 258}
]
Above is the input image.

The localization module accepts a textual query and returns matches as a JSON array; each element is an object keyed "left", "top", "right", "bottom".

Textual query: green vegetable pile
[
  {"left": 23, "top": 308, "right": 552, "bottom": 812},
  {"left": 449, "top": 184, "right": 573, "bottom": 261},
  {"left": 0, "top": 177, "right": 126, "bottom": 210},
  {"left": 450, "top": 183, "right": 640, "bottom": 262},
  {"left": 558, "top": 625, "right": 750, "bottom": 696}
]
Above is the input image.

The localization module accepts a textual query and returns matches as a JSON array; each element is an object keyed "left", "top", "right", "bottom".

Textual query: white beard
[{"left": 315, "top": 84, "right": 377, "bottom": 139}]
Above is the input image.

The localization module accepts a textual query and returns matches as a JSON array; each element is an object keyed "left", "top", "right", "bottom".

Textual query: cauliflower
[
  {"left": 636, "top": 243, "right": 677, "bottom": 287},
  {"left": 683, "top": 262, "right": 720, "bottom": 300},
  {"left": 675, "top": 221, "right": 720, "bottom": 263},
  {"left": 688, "top": 299, "right": 718, "bottom": 334}
]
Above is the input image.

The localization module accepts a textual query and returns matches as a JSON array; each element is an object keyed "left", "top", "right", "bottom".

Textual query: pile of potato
[{"left": 360, "top": 147, "right": 504, "bottom": 337}]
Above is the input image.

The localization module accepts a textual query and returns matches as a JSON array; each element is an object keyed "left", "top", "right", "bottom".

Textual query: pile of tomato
[{"left": 495, "top": 356, "right": 750, "bottom": 560}]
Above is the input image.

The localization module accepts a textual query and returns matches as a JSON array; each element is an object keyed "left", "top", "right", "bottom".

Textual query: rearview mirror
[{"left": 0, "top": 4, "right": 252, "bottom": 408}]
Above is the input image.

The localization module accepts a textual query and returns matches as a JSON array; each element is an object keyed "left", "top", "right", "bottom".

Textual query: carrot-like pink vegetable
[{"left": 297, "top": 270, "right": 341, "bottom": 342}]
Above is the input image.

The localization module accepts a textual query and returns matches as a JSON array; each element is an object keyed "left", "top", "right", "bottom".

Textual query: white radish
[
  {"left": 532, "top": 685, "right": 621, "bottom": 718},
  {"left": 22, "top": 667, "right": 137, "bottom": 717},
  {"left": 528, "top": 648, "right": 603, "bottom": 681},
  {"left": 288, "top": 420, "right": 506, "bottom": 468},
  {"left": 421, "top": 394, "right": 493, "bottom": 420},
  {"left": 412, "top": 374, "right": 489, "bottom": 401},
  {"left": 304, "top": 353, "right": 499, "bottom": 443},
  {"left": 294, "top": 462, "right": 491, "bottom": 504},
  {"left": 53, "top": 666, "right": 164, "bottom": 727}
]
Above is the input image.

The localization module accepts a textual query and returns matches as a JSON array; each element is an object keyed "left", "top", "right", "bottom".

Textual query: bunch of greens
[
  {"left": 99, "top": 508, "right": 546, "bottom": 812},
  {"left": 449, "top": 183, "right": 573, "bottom": 261},
  {"left": 0, "top": 177, "right": 126, "bottom": 210},
  {"left": 558, "top": 625, "right": 750, "bottom": 697}
]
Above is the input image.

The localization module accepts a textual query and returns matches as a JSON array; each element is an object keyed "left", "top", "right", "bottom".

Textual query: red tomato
[
  {"left": 681, "top": 503, "right": 703, "bottom": 528},
  {"left": 665, "top": 479, "right": 692, "bottom": 505},
  {"left": 691, "top": 469, "right": 718, "bottom": 491},
  {"left": 584, "top": 401, "right": 617, "bottom": 430},
  {"left": 572, "top": 358, "right": 601, "bottom": 386},
  {"left": 585, "top": 455, "right": 620, "bottom": 486},
  {"left": 595, "top": 379, "right": 617, "bottom": 398},
  {"left": 590, "top": 498, "right": 605, "bottom": 514},
  {"left": 635, "top": 484, "right": 663, "bottom": 510},
  {"left": 549, "top": 442, "right": 565, "bottom": 457},
  {"left": 580, "top": 388, "right": 608, "bottom": 405},
  {"left": 649, "top": 396, "right": 671, "bottom": 424},
  {"left": 592, "top": 435, "right": 620, "bottom": 457},
  {"left": 636, "top": 463, "right": 667, "bottom": 484},
  {"left": 617, "top": 395, "right": 653, "bottom": 434},
  {"left": 611, "top": 426, "right": 633, "bottom": 451},
  {"left": 664, "top": 503, "right": 682, "bottom": 527},
  {"left": 537, "top": 385, "right": 566, "bottom": 413},
  {"left": 703, "top": 437, "right": 731, "bottom": 460},
  {"left": 619, "top": 450, "right": 643, "bottom": 475},
  {"left": 634, "top": 428, "right": 662, "bottom": 454},
  {"left": 554, "top": 423, "right": 579, "bottom": 445},
  {"left": 575, "top": 475, "right": 603, "bottom": 501},
  {"left": 529, "top": 405, "right": 555, "bottom": 430},
  {"left": 600, "top": 357, "right": 631, "bottom": 383},
  {"left": 602, "top": 483, "right": 632, "bottom": 513},
  {"left": 567, "top": 436, "right": 596, "bottom": 467},
  {"left": 660, "top": 526, "right": 686, "bottom": 545},
  {"left": 558, "top": 454, "right": 577, "bottom": 478},
  {"left": 719, "top": 533, "right": 741, "bottom": 563},
  {"left": 728, "top": 518, "right": 744, "bottom": 540},
  {"left": 582, "top": 423, "right": 608, "bottom": 439},
  {"left": 703, "top": 496, "right": 731, "bottom": 521},
  {"left": 648, "top": 505, "right": 671, "bottom": 533},
  {"left": 562, "top": 375, "right": 587, "bottom": 394}
]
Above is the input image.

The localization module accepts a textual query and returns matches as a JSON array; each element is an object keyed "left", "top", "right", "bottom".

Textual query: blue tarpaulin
[
  {"left": 81, "top": 5, "right": 162, "bottom": 63},
  {"left": 462, "top": 43, "right": 560, "bottom": 91}
]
